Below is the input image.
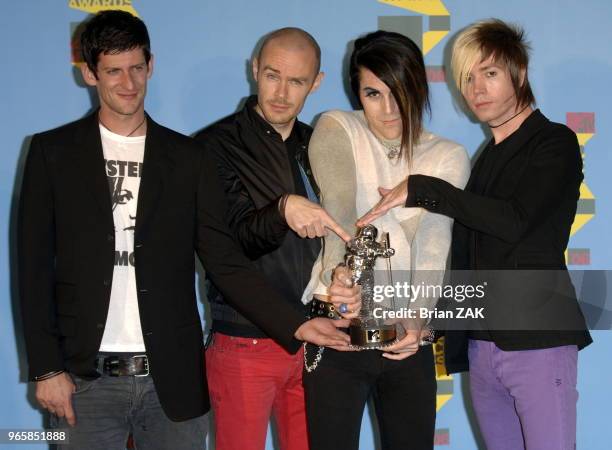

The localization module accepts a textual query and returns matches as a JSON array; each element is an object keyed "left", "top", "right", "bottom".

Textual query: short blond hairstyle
[{"left": 451, "top": 19, "right": 535, "bottom": 107}]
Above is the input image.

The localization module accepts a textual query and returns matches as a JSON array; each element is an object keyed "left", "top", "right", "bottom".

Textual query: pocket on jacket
[
  {"left": 57, "top": 316, "right": 77, "bottom": 337},
  {"left": 516, "top": 252, "right": 563, "bottom": 269},
  {"left": 55, "top": 282, "right": 77, "bottom": 316},
  {"left": 55, "top": 282, "right": 76, "bottom": 301}
]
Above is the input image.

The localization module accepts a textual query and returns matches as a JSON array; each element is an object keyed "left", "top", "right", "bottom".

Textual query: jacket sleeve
[
  {"left": 195, "top": 135, "right": 290, "bottom": 260},
  {"left": 195, "top": 149, "right": 304, "bottom": 352},
  {"left": 18, "top": 135, "right": 65, "bottom": 380},
  {"left": 406, "top": 127, "right": 582, "bottom": 244}
]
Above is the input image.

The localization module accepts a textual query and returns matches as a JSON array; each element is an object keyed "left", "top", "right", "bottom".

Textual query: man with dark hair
[
  {"left": 80, "top": 9, "right": 151, "bottom": 75},
  {"left": 194, "top": 27, "right": 354, "bottom": 450},
  {"left": 19, "top": 12, "right": 351, "bottom": 450},
  {"left": 356, "top": 19, "right": 592, "bottom": 450}
]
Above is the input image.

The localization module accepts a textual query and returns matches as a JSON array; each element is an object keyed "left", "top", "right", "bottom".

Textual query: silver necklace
[{"left": 379, "top": 139, "right": 401, "bottom": 159}]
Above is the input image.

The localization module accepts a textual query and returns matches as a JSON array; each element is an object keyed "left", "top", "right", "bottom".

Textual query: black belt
[
  {"left": 95, "top": 354, "right": 149, "bottom": 377},
  {"left": 309, "top": 298, "right": 341, "bottom": 320}
]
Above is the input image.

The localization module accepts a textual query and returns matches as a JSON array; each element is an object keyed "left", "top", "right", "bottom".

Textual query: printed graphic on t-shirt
[
  {"left": 106, "top": 159, "right": 143, "bottom": 229},
  {"left": 109, "top": 176, "right": 133, "bottom": 208},
  {"left": 105, "top": 158, "right": 142, "bottom": 266}
]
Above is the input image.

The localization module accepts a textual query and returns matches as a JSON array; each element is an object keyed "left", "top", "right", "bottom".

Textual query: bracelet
[
  {"left": 278, "top": 194, "right": 289, "bottom": 220},
  {"left": 33, "top": 370, "right": 64, "bottom": 382},
  {"left": 419, "top": 328, "right": 438, "bottom": 346}
]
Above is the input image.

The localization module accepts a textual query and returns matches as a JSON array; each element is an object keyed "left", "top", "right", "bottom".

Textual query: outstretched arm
[
  {"left": 195, "top": 149, "right": 350, "bottom": 351},
  {"left": 359, "top": 127, "right": 582, "bottom": 244}
]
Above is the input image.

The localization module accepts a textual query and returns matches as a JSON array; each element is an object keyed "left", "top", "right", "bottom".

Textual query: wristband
[
  {"left": 33, "top": 370, "right": 65, "bottom": 382},
  {"left": 278, "top": 194, "right": 289, "bottom": 220}
]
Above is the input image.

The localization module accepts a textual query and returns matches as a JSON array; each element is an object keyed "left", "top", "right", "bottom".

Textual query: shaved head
[
  {"left": 251, "top": 27, "right": 324, "bottom": 139},
  {"left": 258, "top": 27, "right": 321, "bottom": 74}
]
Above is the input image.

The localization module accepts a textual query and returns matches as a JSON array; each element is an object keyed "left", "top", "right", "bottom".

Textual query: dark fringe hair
[
  {"left": 81, "top": 10, "right": 151, "bottom": 78},
  {"left": 349, "top": 30, "right": 430, "bottom": 162}
]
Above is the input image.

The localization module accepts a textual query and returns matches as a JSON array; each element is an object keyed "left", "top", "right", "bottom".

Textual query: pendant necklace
[
  {"left": 379, "top": 139, "right": 401, "bottom": 160},
  {"left": 99, "top": 113, "right": 146, "bottom": 137}
]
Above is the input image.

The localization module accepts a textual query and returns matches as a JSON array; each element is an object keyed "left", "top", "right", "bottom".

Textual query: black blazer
[
  {"left": 18, "top": 112, "right": 306, "bottom": 421},
  {"left": 406, "top": 110, "right": 592, "bottom": 373},
  {"left": 194, "top": 96, "right": 320, "bottom": 337}
]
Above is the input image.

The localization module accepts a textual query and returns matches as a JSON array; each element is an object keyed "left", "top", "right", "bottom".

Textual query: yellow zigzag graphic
[
  {"left": 433, "top": 338, "right": 453, "bottom": 411},
  {"left": 379, "top": 0, "right": 449, "bottom": 16},
  {"left": 577, "top": 133, "right": 593, "bottom": 146},
  {"left": 571, "top": 180, "right": 595, "bottom": 236},
  {"left": 68, "top": 0, "right": 138, "bottom": 17},
  {"left": 379, "top": 0, "right": 450, "bottom": 55},
  {"left": 437, "top": 394, "right": 452, "bottom": 411},
  {"left": 423, "top": 30, "right": 448, "bottom": 55},
  {"left": 570, "top": 131, "right": 595, "bottom": 237}
]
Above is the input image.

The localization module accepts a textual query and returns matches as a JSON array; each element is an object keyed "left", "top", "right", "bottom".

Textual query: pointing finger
[
  {"left": 356, "top": 208, "right": 383, "bottom": 228},
  {"left": 323, "top": 215, "right": 351, "bottom": 242}
]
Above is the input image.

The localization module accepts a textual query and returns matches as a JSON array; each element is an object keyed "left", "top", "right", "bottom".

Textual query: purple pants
[{"left": 468, "top": 340, "right": 578, "bottom": 450}]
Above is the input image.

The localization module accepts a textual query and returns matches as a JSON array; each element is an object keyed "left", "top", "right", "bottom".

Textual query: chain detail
[{"left": 303, "top": 342, "right": 324, "bottom": 372}]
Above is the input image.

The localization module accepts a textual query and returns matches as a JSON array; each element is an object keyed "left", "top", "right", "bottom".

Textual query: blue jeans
[{"left": 50, "top": 373, "right": 207, "bottom": 450}]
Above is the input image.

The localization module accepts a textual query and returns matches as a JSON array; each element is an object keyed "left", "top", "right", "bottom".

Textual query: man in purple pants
[{"left": 356, "top": 19, "right": 592, "bottom": 450}]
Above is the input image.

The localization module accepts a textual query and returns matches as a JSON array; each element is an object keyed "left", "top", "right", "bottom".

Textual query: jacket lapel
[
  {"left": 465, "top": 141, "right": 491, "bottom": 193},
  {"left": 74, "top": 111, "right": 114, "bottom": 230},
  {"left": 134, "top": 115, "right": 171, "bottom": 242},
  {"left": 483, "top": 109, "right": 547, "bottom": 193}
]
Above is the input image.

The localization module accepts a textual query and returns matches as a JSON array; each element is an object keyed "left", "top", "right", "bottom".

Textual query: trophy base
[{"left": 349, "top": 322, "right": 397, "bottom": 350}]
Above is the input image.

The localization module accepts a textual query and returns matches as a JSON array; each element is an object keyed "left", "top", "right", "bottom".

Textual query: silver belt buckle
[{"left": 133, "top": 354, "right": 149, "bottom": 377}]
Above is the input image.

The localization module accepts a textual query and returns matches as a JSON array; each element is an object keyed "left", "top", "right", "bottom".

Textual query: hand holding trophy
[
  {"left": 311, "top": 224, "right": 399, "bottom": 349},
  {"left": 345, "top": 224, "right": 398, "bottom": 349}
]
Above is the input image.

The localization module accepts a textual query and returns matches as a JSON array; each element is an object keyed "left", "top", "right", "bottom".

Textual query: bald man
[{"left": 195, "top": 28, "right": 352, "bottom": 450}]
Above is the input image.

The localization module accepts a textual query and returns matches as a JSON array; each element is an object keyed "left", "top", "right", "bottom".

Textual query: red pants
[{"left": 205, "top": 333, "right": 308, "bottom": 450}]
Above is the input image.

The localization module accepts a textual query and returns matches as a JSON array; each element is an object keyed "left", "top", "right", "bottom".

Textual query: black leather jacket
[{"left": 195, "top": 96, "right": 321, "bottom": 338}]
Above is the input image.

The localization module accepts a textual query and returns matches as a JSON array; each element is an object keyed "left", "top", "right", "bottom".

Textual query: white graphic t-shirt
[{"left": 98, "top": 124, "right": 146, "bottom": 352}]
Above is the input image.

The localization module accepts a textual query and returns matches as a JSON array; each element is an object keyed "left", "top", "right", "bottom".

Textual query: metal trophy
[{"left": 346, "top": 225, "right": 398, "bottom": 349}]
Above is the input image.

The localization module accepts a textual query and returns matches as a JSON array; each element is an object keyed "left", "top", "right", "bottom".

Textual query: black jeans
[{"left": 303, "top": 344, "right": 436, "bottom": 450}]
